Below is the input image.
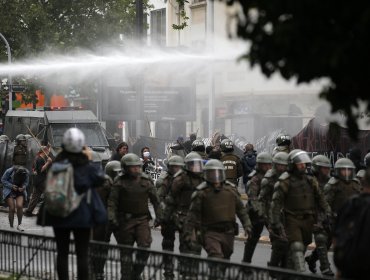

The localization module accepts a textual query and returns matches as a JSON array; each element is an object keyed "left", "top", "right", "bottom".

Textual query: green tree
[
  {"left": 225, "top": 0, "right": 370, "bottom": 138},
  {"left": 0, "top": 0, "right": 150, "bottom": 59}
]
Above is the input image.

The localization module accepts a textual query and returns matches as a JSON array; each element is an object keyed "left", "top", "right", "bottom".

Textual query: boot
[
  {"left": 315, "top": 233, "right": 334, "bottom": 276},
  {"left": 242, "top": 237, "right": 259, "bottom": 263},
  {"left": 305, "top": 255, "right": 317, "bottom": 273}
]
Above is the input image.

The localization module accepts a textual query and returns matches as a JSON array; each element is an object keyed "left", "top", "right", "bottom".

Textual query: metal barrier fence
[{"left": 0, "top": 229, "right": 331, "bottom": 280}]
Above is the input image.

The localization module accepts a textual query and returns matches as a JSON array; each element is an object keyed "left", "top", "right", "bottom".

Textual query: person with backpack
[
  {"left": 2, "top": 165, "right": 29, "bottom": 231},
  {"left": 333, "top": 168, "right": 370, "bottom": 279},
  {"left": 37, "top": 128, "right": 105, "bottom": 280}
]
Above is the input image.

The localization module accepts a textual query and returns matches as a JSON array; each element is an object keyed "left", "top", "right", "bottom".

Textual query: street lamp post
[{"left": 0, "top": 33, "right": 12, "bottom": 111}]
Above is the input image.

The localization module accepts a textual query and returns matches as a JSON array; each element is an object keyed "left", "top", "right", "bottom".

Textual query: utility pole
[
  {"left": 0, "top": 33, "right": 12, "bottom": 111},
  {"left": 135, "top": 0, "right": 148, "bottom": 137},
  {"left": 207, "top": 0, "right": 215, "bottom": 137}
]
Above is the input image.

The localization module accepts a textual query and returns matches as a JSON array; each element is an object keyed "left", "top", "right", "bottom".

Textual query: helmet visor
[
  {"left": 205, "top": 169, "right": 225, "bottom": 183},
  {"left": 335, "top": 167, "right": 354, "bottom": 181},
  {"left": 186, "top": 159, "right": 203, "bottom": 173},
  {"left": 292, "top": 152, "right": 311, "bottom": 164}
]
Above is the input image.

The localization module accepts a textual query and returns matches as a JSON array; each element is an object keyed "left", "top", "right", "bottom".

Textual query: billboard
[{"left": 103, "top": 86, "right": 195, "bottom": 121}]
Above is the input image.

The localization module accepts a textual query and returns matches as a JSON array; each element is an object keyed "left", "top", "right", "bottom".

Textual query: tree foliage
[
  {"left": 0, "top": 0, "right": 150, "bottom": 60},
  {"left": 226, "top": 0, "right": 370, "bottom": 138}
]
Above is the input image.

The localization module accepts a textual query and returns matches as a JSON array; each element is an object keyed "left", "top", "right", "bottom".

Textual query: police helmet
[
  {"left": 184, "top": 152, "right": 203, "bottom": 174},
  {"left": 24, "top": 134, "right": 32, "bottom": 140},
  {"left": 168, "top": 155, "right": 185, "bottom": 167},
  {"left": 105, "top": 160, "right": 121, "bottom": 180},
  {"left": 204, "top": 159, "right": 225, "bottom": 183},
  {"left": 276, "top": 134, "right": 291, "bottom": 147},
  {"left": 120, "top": 153, "right": 142, "bottom": 176},
  {"left": 311, "top": 155, "right": 331, "bottom": 174},
  {"left": 0, "top": 135, "right": 9, "bottom": 142},
  {"left": 364, "top": 152, "right": 370, "bottom": 168},
  {"left": 256, "top": 152, "right": 273, "bottom": 164},
  {"left": 287, "top": 149, "right": 311, "bottom": 172},
  {"left": 272, "top": 152, "right": 289, "bottom": 166},
  {"left": 220, "top": 139, "right": 234, "bottom": 152},
  {"left": 334, "top": 158, "right": 355, "bottom": 181},
  {"left": 15, "top": 134, "right": 27, "bottom": 143},
  {"left": 62, "top": 128, "right": 85, "bottom": 153},
  {"left": 191, "top": 139, "right": 205, "bottom": 152}
]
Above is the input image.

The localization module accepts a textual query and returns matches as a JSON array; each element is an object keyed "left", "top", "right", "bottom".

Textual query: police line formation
[{"left": 1, "top": 130, "right": 369, "bottom": 280}]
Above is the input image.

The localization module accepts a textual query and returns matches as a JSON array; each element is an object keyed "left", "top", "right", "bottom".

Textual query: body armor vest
[
  {"left": 332, "top": 180, "right": 360, "bottom": 213},
  {"left": 177, "top": 173, "right": 202, "bottom": 211},
  {"left": 13, "top": 145, "right": 27, "bottom": 166},
  {"left": 118, "top": 178, "right": 149, "bottom": 215},
  {"left": 284, "top": 175, "right": 315, "bottom": 214},
  {"left": 264, "top": 169, "right": 279, "bottom": 202},
  {"left": 221, "top": 153, "right": 238, "bottom": 180},
  {"left": 202, "top": 187, "right": 236, "bottom": 225}
]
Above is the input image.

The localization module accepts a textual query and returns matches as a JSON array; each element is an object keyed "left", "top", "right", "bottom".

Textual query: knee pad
[
  {"left": 290, "top": 241, "right": 304, "bottom": 253},
  {"left": 315, "top": 233, "right": 327, "bottom": 245}
]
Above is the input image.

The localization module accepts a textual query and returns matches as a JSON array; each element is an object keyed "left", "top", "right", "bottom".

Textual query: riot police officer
[
  {"left": 305, "top": 155, "right": 334, "bottom": 276},
  {"left": 242, "top": 152, "right": 272, "bottom": 263},
  {"left": 92, "top": 160, "right": 121, "bottom": 279},
  {"left": 162, "top": 152, "right": 204, "bottom": 279},
  {"left": 220, "top": 139, "right": 243, "bottom": 187},
  {"left": 356, "top": 152, "right": 370, "bottom": 185},
  {"left": 107, "top": 153, "right": 161, "bottom": 280},
  {"left": 191, "top": 139, "right": 208, "bottom": 160},
  {"left": 258, "top": 152, "right": 289, "bottom": 269},
  {"left": 156, "top": 155, "right": 184, "bottom": 280},
  {"left": 163, "top": 152, "right": 204, "bottom": 254},
  {"left": 272, "top": 133, "right": 291, "bottom": 156},
  {"left": 13, "top": 134, "right": 28, "bottom": 166},
  {"left": 321, "top": 158, "right": 361, "bottom": 274},
  {"left": 185, "top": 159, "right": 252, "bottom": 278},
  {"left": 271, "top": 149, "right": 331, "bottom": 272}
]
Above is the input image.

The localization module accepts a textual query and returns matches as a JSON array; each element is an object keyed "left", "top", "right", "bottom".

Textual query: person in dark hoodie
[
  {"left": 38, "top": 128, "right": 105, "bottom": 280},
  {"left": 110, "top": 141, "right": 129, "bottom": 161}
]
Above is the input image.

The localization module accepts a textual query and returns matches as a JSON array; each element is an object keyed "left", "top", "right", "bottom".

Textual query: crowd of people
[{"left": 1, "top": 129, "right": 370, "bottom": 280}]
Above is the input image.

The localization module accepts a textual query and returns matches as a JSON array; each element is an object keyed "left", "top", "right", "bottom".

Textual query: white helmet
[{"left": 62, "top": 128, "right": 85, "bottom": 153}]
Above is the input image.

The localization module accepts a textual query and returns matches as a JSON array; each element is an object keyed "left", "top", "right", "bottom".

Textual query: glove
[{"left": 244, "top": 227, "right": 252, "bottom": 239}]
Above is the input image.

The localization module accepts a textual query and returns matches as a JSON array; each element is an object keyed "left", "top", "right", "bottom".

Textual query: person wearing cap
[
  {"left": 270, "top": 149, "right": 331, "bottom": 273},
  {"left": 24, "top": 146, "right": 52, "bottom": 217}
]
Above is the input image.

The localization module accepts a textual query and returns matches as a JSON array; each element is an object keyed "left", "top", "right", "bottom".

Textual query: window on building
[{"left": 150, "top": 8, "right": 166, "bottom": 46}]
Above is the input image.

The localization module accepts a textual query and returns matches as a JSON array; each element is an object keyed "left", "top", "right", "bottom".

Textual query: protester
[
  {"left": 24, "top": 146, "right": 52, "bottom": 216},
  {"left": 141, "top": 146, "right": 155, "bottom": 172},
  {"left": 110, "top": 141, "right": 129, "bottom": 161},
  {"left": 2, "top": 165, "right": 29, "bottom": 231},
  {"left": 241, "top": 143, "right": 257, "bottom": 190},
  {"left": 37, "top": 128, "right": 105, "bottom": 280}
]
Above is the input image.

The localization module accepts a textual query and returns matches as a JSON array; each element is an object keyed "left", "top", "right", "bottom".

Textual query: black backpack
[{"left": 334, "top": 193, "right": 370, "bottom": 278}]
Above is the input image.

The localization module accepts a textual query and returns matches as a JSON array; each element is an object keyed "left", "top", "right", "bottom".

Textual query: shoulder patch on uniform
[
  {"left": 225, "top": 180, "right": 236, "bottom": 188},
  {"left": 173, "top": 169, "right": 184, "bottom": 178},
  {"left": 248, "top": 170, "right": 257, "bottom": 178},
  {"left": 328, "top": 177, "right": 339, "bottom": 185},
  {"left": 278, "top": 172, "right": 290, "bottom": 181},
  {"left": 196, "top": 182, "right": 208, "bottom": 191},
  {"left": 264, "top": 169, "right": 274, "bottom": 178}
]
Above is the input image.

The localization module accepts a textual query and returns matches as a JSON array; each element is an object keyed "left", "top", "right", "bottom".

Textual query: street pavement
[{"left": 0, "top": 208, "right": 336, "bottom": 275}]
